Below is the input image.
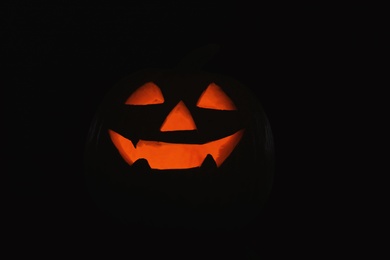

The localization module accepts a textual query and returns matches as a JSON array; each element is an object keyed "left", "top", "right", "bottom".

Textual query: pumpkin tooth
[
  {"left": 130, "top": 138, "right": 140, "bottom": 147},
  {"left": 132, "top": 158, "right": 151, "bottom": 170},
  {"left": 200, "top": 154, "right": 217, "bottom": 169}
]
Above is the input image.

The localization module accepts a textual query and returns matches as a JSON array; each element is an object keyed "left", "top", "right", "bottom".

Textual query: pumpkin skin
[{"left": 84, "top": 67, "right": 274, "bottom": 232}]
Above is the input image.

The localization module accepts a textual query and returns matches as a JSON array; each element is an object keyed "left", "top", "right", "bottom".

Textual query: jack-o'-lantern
[{"left": 84, "top": 45, "right": 275, "bottom": 232}]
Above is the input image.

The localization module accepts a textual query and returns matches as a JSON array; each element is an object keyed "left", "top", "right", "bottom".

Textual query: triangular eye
[
  {"left": 196, "top": 83, "right": 237, "bottom": 110},
  {"left": 125, "top": 82, "right": 164, "bottom": 105}
]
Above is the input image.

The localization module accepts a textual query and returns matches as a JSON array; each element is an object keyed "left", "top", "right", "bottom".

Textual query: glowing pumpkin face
[
  {"left": 84, "top": 67, "right": 274, "bottom": 232},
  {"left": 108, "top": 81, "right": 244, "bottom": 170}
]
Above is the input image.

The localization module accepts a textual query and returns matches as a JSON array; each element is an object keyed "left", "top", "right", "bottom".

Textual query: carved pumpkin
[
  {"left": 109, "top": 81, "right": 244, "bottom": 170},
  {"left": 84, "top": 45, "right": 275, "bottom": 232}
]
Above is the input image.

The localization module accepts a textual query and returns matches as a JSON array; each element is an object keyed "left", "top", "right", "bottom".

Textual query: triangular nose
[{"left": 160, "top": 101, "right": 197, "bottom": 132}]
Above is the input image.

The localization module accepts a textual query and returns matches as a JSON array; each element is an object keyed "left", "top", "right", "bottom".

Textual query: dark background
[{"left": 2, "top": 2, "right": 376, "bottom": 259}]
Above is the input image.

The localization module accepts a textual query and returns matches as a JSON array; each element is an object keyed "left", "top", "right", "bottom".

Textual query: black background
[{"left": 2, "top": 2, "right": 377, "bottom": 259}]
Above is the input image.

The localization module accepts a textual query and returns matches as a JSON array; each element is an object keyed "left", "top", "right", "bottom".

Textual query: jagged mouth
[{"left": 108, "top": 129, "right": 244, "bottom": 170}]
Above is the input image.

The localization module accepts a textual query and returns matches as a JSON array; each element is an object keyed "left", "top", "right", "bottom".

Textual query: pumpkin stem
[{"left": 175, "top": 43, "right": 220, "bottom": 70}]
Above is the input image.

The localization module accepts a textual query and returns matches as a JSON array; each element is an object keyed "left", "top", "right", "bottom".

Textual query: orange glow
[
  {"left": 108, "top": 129, "right": 244, "bottom": 170},
  {"left": 160, "top": 101, "right": 197, "bottom": 132},
  {"left": 196, "top": 83, "right": 237, "bottom": 110},
  {"left": 125, "top": 82, "right": 164, "bottom": 105}
]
